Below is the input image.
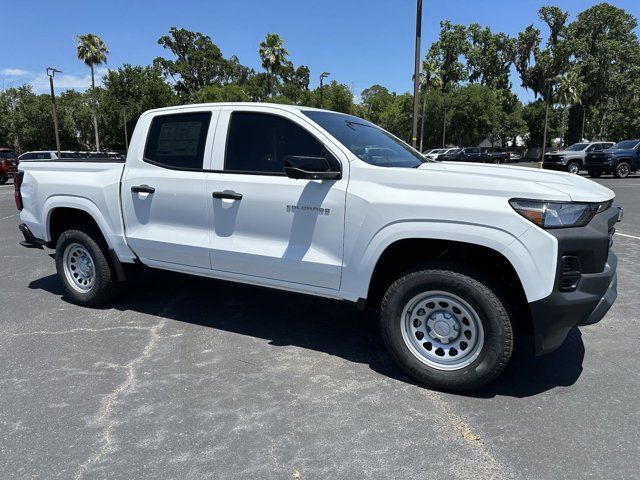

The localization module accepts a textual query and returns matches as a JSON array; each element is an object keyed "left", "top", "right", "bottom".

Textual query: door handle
[
  {"left": 212, "top": 191, "right": 243, "bottom": 200},
  {"left": 131, "top": 185, "right": 155, "bottom": 194}
]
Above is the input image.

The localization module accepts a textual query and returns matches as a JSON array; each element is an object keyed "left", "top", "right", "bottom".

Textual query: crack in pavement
[
  {"left": 7, "top": 326, "right": 157, "bottom": 337},
  {"left": 420, "top": 389, "right": 513, "bottom": 479},
  {"left": 74, "top": 292, "right": 185, "bottom": 480}
]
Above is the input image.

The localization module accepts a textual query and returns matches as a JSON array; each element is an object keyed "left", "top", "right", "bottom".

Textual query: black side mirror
[{"left": 284, "top": 155, "right": 341, "bottom": 180}]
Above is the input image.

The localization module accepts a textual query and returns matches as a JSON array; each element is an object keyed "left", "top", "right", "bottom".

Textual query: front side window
[
  {"left": 566, "top": 143, "right": 589, "bottom": 151},
  {"left": 144, "top": 112, "right": 211, "bottom": 169},
  {"left": 225, "top": 112, "right": 324, "bottom": 174},
  {"left": 302, "top": 110, "right": 424, "bottom": 168}
]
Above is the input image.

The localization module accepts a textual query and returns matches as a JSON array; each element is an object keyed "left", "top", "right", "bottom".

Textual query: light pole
[
  {"left": 319, "top": 72, "right": 330, "bottom": 108},
  {"left": 46, "top": 67, "right": 62, "bottom": 159},
  {"left": 411, "top": 0, "right": 423, "bottom": 149},
  {"left": 442, "top": 107, "right": 447, "bottom": 148}
]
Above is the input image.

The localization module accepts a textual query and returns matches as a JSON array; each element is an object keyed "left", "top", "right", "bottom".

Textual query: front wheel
[
  {"left": 380, "top": 267, "right": 513, "bottom": 391},
  {"left": 614, "top": 161, "right": 631, "bottom": 179},
  {"left": 567, "top": 162, "right": 581, "bottom": 175},
  {"left": 55, "top": 228, "right": 120, "bottom": 306}
]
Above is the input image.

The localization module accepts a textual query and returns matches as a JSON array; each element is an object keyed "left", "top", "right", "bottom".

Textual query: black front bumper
[
  {"left": 528, "top": 206, "right": 621, "bottom": 355},
  {"left": 542, "top": 162, "right": 567, "bottom": 171}
]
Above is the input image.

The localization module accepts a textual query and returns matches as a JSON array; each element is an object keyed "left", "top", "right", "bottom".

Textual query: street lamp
[
  {"left": 319, "top": 72, "right": 330, "bottom": 108},
  {"left": 46, "top": 67, "right": 62, "bottom": 159},
  {"left": 411, "top": 0, "right": 423, "bottom": 149}
]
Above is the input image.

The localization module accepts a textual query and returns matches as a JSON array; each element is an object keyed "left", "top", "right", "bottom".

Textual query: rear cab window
[{"left": 144, "top": 112, "right": 212, "bottom": 170}]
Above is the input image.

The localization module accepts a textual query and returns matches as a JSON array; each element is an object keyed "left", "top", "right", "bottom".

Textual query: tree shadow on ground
[{"left": 29, "top": 268, "right": 584, "bottom": 399}]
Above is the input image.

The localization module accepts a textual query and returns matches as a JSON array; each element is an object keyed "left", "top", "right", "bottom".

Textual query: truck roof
[{"left": 143, "top": 102, "right": 335, "bottom": 115}]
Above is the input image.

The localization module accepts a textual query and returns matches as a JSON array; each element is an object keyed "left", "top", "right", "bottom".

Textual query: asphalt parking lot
[{"left": 1, "top": 169, "right": 639, "bottom": 479}]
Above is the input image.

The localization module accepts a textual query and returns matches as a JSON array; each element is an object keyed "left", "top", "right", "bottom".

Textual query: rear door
[
  {"left": 206, "top": 106, "right": 348, "bottom": 289},
  {"left": 121, "top": 108, "right": 219, "bottom": 269}
]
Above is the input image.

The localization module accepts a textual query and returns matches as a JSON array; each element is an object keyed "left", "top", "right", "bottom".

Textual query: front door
[
  {"left": 121, "top": 109, "right": 218, "bottom": 269},
  {"left": 207, "top": 108, "right": 347, "bottom": 289}
]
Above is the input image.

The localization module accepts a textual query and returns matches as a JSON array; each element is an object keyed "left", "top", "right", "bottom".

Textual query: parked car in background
[
  {"left": 585, "top": 139, "right": 640, "bottom": 178},
  {"left": 543, "top": 142, "right": 614, "bottom": 174},
  {"left": 423, "top": 148, "right": 446, "bottom": 160},
  {"left": 18, "top": 151, "right": 83, "bottom": 161},
  {"left": 0, "top": 148, "right": 18, "bottom": 184},
  {"left": 441, "top": 147, "right": 484, "bottom": 162},
  {"left": 480, "top": 147, "right": 511, "bottom": 164},
  {"left": 433, "top": 147, "right": 460, "bottom": 160},
  {"left": 441, "top": 147, "right": 509, "bottom": 163}
]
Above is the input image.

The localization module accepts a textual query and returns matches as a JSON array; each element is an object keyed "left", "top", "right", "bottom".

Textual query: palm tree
[
  {"left": 258, "top": 33, "right": 289, "bottom": 98},
  {"left": 556, "top": 71, "right": 585, "bottom": 145},
  {"left": 419, "top": 59, "right": 442, "bottom": 152},
  {"left": 76, "top": 33, "right": 109, "bottom": 151}
]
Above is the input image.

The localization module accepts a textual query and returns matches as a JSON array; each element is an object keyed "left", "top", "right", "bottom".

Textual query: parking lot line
[{"left": 616, "top": 232, "right": 640, "bottom": 240}]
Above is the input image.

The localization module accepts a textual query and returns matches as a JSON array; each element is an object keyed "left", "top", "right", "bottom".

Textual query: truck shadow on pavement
[{"left": 29, "top": 268, "right": 584, "bottom": 399}]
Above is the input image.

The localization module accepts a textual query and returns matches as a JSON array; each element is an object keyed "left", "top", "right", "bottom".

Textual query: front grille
[{"left": 559, "top": 255, "right": 582, "bottom": 292}]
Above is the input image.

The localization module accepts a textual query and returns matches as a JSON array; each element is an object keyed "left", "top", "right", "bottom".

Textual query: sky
[{"left": 1, "top": 0, "right": 639, "bottom": 103}]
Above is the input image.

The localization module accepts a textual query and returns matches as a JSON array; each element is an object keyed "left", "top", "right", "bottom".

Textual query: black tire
[
  {"left": 0, "top": 175, "right": 7, "bottom": 185},
  {"left": 55, "top": 227, "right": 120, "bottom": 306},
  {"left": 380, "top": 266, "right": 513, "bottom": 391},
  {"left": 587, "top": 171, "right": 601, "bottom": 178},
  {"left": 614, "top": 161, "right": 631, "bottom": 179},
  {"left": 567, "top": 161, "right": 581, "bottom": 175}
]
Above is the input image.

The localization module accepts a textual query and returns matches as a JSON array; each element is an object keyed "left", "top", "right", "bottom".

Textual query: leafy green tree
[
  {"left": 555, "top": 70, "right": 585, "bottom": 145},
  {"left": 419, "top": 59, "right": 442, "bottom": 151},
  {"left": 196, "top": 84, "right": 249, "bottom": 103},
  {"left": 301, "top": 81, "right": 354, "bottom": 114},
  {"left": 154, "top": 27, "right": 229, "bottom": 97},
  {"left": 567, "top": 3, "right": 640, "bottom": 140},
  {"left": 360, "top": 84, "right": 394, "bottom": 124},
  {"left": 446, "top": 84, "right": 502, "bottom": 146},
  {"left": 379, "top": 93, "right": 414, "bottom": 142},
  {"left": 515, "top": 6, "right": 571, "bottom": 157},
  {"left": 259, "top": 33, "right": 289, "bottom": 98},
  {"left": 99, "top": 64, "right": 177, "bottom": 149},
  {"left": 427, "top": 21, "right": 469, "bottom": 89},
  {"left": 466, "top": 24, "right": 515, "bottom": 90},
  {"left": 76, "top": 33, "right": 109, "bottom": 151}
]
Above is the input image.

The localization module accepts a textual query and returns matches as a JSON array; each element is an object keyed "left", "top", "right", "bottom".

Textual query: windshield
[
  {"left": 566, "top": 143, "right": 589, "bottom": 151},
  {"left": 302, "top": 111, "right": 424, "bottom": 168},
  {"left": 447, "top": 149, "right": 461, "bottom": 154},
  {"left": 613, "top": 140, "right": 640, "bottom": 150}
]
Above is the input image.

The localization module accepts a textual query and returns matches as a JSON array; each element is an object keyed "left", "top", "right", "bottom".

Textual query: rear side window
[
  {"left": 144, "top": 112, "right": 211, "bottom": 170},
  {"left": 225, "top": 112, "right": 324, "bottom": 174}
]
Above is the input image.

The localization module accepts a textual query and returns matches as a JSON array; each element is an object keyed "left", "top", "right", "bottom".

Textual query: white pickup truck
[{"left": 15, "top": 103, "right": 621, "bottom": 391}]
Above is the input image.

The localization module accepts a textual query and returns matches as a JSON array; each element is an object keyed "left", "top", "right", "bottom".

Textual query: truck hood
[{"left": 417, "top": 161, "right": 614, "bottom": 203}]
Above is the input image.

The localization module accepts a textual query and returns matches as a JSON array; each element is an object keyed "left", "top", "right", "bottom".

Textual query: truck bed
[{"left": 18, "top": 159, "right": 134, "bottom": 262}]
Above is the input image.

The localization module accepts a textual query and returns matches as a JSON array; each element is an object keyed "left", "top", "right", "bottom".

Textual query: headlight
[{"left": 509, "top": 199, "right": 612, "bottom": 229}]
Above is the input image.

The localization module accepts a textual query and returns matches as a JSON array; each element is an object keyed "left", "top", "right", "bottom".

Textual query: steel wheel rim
[
  {"left": 618, "top": 164, "right": 630, "bottom": 177},
  {"left": 63, "top": 243, "right": 95, "bottom": 293},
  {"left": 400, "top": 291, "right": 485, "bottom": 371},
  {"left": 568, "top": 163, "right": 579, "bottom": 174}
]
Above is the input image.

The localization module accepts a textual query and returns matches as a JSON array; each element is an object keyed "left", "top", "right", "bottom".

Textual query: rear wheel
[
  {"left": 55, "top": 228, "right": 119, "bottom": 306},
  {"left": 567, "top": 161, "right": 581, "bottom": 175},
  {"left": 614, "top": 161, "right": 631, "bottom": 179},
  {"left": 380, "top": 266, "right": 513, "bottom": 391}
]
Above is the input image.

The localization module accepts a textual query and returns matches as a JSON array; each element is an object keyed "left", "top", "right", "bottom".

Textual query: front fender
[{"left": 341, "top": 220, "right": 557, "bottom": 303}]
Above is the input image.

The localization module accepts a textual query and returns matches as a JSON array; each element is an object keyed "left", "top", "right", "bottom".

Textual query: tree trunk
[
  {"left": 581, "top": 106, "right": 587, "bottom": 141},
  {"left": 598, "top": 108, "right": 608, "bottom": 140},
  {"left": 419, "top": 79, "right": 428, "bottom": 152},
  {"left": 90, "top": 65, "right": 100, "bottom": 151},
  {"left": 560, "top": 105, "right": 569, "bottom": 147},
  {"left": 541, "top": 99, "right": 550, "bottom": 161}
]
